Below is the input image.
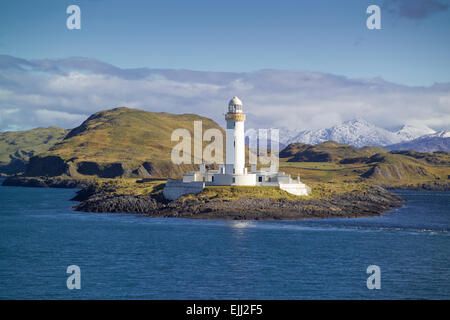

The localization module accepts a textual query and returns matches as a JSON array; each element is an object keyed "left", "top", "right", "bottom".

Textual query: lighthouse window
[{"left": 232, "top": 178, "right": 235, "bottom": 183}]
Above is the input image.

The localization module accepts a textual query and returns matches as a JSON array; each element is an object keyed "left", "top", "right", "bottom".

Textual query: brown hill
[
  {"left": 0, "top": 127, "right": 67, "bottom": 175},
  {"left": 25, "top": 107, "right": 224, "bottom": 178},
  {"left": 280, "top": 141, "right": 387, "bottom": 163}
]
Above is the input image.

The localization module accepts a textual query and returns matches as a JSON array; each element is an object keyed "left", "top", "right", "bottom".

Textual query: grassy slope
[
  {"left": 180, "top": 182, "right": 371, "bottom": 201},
  {"left": 85, "top": 178, "right": 371, "bottom": 202},
  {"left": 0, "top": 127, "right": 67, "bottom": 165},
  {"left": 363, "top": 152, "right": 449, "bottom": 187},
  {"left": 279, "top": 147, "right": 450, "bottom": 189},
  {"left": 87, "top": 177, "right": 166, "bottom": 198},
  {"left": 46, "top": 107, "right": 224, "bottom": 166},
  {"left": 280, "top": 141, "right": 388, "bottom": 162}
]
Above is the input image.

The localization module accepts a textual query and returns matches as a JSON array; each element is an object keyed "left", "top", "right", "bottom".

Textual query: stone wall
[
  {"left": 279, "top": 183, "right": 311, "bottom": 196},
  {"left": 163, "top": 179, "right": 205, "bottom": 200}
]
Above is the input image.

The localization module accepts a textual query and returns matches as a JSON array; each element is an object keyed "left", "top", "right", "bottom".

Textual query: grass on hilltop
[
  {"left": 179, "top": 181, "right": 371, "bottom": 201},
  {"left": 83, "top": 177, "right": 166, "bottom": 200},
  {"left": 279, "top": 150, "right": 449, "bottom": 189},
  {"left": 181, "top": 186, "right": 302, "bottom": 201},
  {"left": 45, "top": 107, "right": 224, "bottom": 166},
  {"left": 0, "top": 127, "right": 67, "bottom": 164}
]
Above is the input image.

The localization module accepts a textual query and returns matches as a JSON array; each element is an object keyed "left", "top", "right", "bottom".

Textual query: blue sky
[
  {"left": 0, "top": 1, "right": 449, "bottom": 132},
  {"left": 1, "top": 0, "right": 449, "bottom": 86}
]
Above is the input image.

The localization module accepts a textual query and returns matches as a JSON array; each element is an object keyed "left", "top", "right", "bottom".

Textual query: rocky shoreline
[
  {"left": 384, "top": 182, "right": 450, "bottom": 191},
  {"left": 75, "top": 185, "right": 404, "bottom": 220},
  {"left": 2, "top": 176, "right": 406, "bottom": 220},
  {"left": 2, "top": 176, "right": 91, "bottom": 189}
]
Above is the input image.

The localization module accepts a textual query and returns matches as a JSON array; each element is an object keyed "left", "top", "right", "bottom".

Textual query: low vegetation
[
  {"left": 0, "top": 127, "right": 67, "bottom": 174},
  {"left": 279, "top": 142, "right": 449, "bottom": 190},
  {"left": 84, "top": 177, "right": 166, "bottom": 199},
  {"left": 46, "top": 107, "right": 223, "bottom": 165},
  {"left": 181, "top": 186, "right": 301, "bottom": 201},
  {"left": 179, "top": 182, "right": 372, "bottom": 201}
]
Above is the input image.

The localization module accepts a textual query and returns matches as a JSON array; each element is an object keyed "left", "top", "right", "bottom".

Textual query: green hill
[
  {"left": 279, "top": 142, "right": 449, "bottom": 189},
  {"left": 0, "top": 127, "right": 67, "bottom": 175},
  {"left": 25, "top": 107, "right": 224, "bottom": 178},
  {"left": 361, "top": 152, "right": 450, "bottom": 185},
  {"left": 280, "top": 141, "right": 387, "bottom": 163}
]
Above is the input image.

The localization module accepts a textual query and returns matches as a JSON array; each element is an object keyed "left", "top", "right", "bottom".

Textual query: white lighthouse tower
[
  {"left": 225, "top": 96, "right": 246, "bottom": 175},
  {"left": 163, "top": 96, "right": 311, "bottom": 200}
]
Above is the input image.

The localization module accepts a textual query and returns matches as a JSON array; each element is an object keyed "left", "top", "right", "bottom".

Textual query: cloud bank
[
  {"left": 383, "top": 0, "right": 449, "bottom": 20},
  {"left": 0, "top": 55, "right": 449, "bottom": 132}
]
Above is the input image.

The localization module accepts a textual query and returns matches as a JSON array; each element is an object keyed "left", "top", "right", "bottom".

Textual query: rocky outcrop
[
  {"left": 21, "top": 154, "right": 196, "bottom": 179},
  {"left": 2, "top": 176, "right": 90, "bottom": 189},
  {"left": 0, "top": 159, "right": 27, "bottom": 175},
  {"left": 131, "top": 162, "right": 157, "bottom": 178},
  {"left": 77, "top": 161, "right": 125, "bottom": 178},
  {"left": 74, "top": 184, "right": 404, "bottom": 220},
  {"left": 76, "top": 194, "right": 162, "bottom": 213},
  {"left": 383, "top": 182, "right": 450, "bottom": 191},
  {"left": 25, "top": 156, "right": 69, "bottom": 177}
]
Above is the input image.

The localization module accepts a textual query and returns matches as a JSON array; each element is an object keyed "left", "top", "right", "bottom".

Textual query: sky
[{"left": 0, "top": 0, "right": 449, "bottom": 132}]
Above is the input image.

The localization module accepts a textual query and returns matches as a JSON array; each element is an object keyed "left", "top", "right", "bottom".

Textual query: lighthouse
[
  {"left": 225, "top": 96, "right": 246, "bottom": 175},
  {"left": 163, "top": 96, "right": 311, "bottom": 200}
]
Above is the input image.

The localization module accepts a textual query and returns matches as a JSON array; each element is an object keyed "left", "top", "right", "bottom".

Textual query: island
[{"left": 1, "top": 106, "right": 449, "bottom": 220}]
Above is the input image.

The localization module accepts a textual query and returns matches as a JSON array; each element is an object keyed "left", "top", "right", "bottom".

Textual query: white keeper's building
[{"left": 163, "top": 96, "right": 311, "bottom": 200}]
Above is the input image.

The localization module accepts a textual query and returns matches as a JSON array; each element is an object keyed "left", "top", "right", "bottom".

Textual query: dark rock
[
  {"left": 77, "top": 161, "right": 124, "bottom": 178},
  {"left": 384, "top": 182, "right": 450, "bottom": 191},
  {"left": 25, "top": 156, "right": 68, "bottom": 177},
  {"left": 0, "top": 158, "right": 27, "bottom": 175},
  {"left": 75, "top": 194, "right": 161, "bottom": 214},
  {"left": 132, "top": 162, "right": 156, "bottom": 177},
  {"left": 2, "top": 176, "right": 90, "bottom": 189}
]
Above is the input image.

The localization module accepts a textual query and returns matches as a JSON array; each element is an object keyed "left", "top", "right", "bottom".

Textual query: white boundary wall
[
  {"left": 163, "top": 179, "right": 205, "bottom": 200},
  {"left": 279, "top": 183, "right": 311, "bottom": 196}
]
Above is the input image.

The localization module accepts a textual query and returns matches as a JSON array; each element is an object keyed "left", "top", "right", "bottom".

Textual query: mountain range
[
  {"left": 385, "top": 131, "right": 450, "bottom": 153},
  {"left": 1, "top": 109, "right": 449, "bottom": 177},
  {"left": 270, "top": 119, "right": 448, "bottom": 152}
]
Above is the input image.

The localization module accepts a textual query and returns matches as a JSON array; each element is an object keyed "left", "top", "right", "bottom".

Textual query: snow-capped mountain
[
  {"left": 385, "top": 130, "right": 450, "bottom": 152},
  {"left": 422, "top": 130, "right": 450, "bottom": 138},
  {"left": 395, "top": 124, "right": 436, "bottom": 141},
  {"left": 279, "top": 119, "right": 437, "bottom": 148}
]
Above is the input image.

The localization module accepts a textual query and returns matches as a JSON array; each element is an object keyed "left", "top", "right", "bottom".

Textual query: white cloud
[
  {"left": 34, "top": 109, "right": 87, "bottom": 127},
  {"left": 0, "top": 55, "right": 448, "bottom": 132}
]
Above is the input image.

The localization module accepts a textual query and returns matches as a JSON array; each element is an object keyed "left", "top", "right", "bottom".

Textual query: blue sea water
[{"left": 0, "top": 179, "right": 449, "bottom": 299}]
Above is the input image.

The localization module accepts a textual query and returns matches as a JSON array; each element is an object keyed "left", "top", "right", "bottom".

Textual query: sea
[{"left": 0, "top": 178, "right": 449, "bottom": 299}]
